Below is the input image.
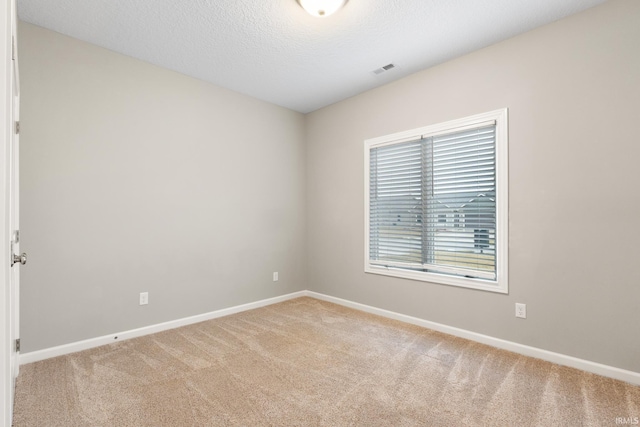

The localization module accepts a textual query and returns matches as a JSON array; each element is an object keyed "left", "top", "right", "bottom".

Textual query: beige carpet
[{"left": 13, "top": 297, "right": 640, "bottom": 426}]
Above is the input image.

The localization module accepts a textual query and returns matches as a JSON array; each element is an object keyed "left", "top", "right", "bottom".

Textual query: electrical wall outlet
[
  {"left": 139, "top": 292, "right": 149, "bottom": 306},
  {"left": 515, "top": 303, "right": 526, "bottom": 319},
  {"left": 273, "top": 272, "right": 279, "bottom": 282}
]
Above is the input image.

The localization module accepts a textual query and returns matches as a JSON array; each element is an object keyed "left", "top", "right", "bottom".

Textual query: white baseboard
[
  {"left": 20, "top": 289, "right": 640, "bottom": 386},
  {"left": 306, "top": 291, "right": 640, "bottom": 386},
  {"left": 19, "top": 291, "right": 308, "bottom": 365}
]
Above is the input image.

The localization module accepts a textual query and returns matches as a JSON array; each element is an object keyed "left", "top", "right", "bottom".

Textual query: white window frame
[{"left": 364, "top": 108, "right": 509, "bottom": 294}]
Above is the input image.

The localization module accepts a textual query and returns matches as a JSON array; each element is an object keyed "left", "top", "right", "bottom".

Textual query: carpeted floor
[{"left": 13, "top": 297, "right": 640, "bottom": 426}]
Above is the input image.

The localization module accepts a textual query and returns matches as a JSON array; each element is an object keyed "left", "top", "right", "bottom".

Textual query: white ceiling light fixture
[{"left": 297, "top": 0, "right": 348, "bottom": 18}]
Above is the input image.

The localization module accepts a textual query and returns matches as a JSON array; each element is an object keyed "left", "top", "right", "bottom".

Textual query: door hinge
[
  {"left": 11, "top": 36, "right": 15, "bottom": 61},
  {"left": 15, "top": 339, "right": 20, "bottom": 352},
  {"left": 15, "top": 121, "right": 19, "bottom": 135}
]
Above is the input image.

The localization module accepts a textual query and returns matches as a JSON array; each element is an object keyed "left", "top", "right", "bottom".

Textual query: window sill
[{"left": 365, "top": 264, "right": 508, "bottom": 294}]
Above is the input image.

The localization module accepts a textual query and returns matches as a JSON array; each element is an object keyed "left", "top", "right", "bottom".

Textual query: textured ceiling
[{"left": 18, "top": 0, "right": 606, "bottom": 113}]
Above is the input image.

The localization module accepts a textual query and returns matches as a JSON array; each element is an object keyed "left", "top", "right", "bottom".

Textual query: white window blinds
[{"left": 369, "top": 123, "right": 497, "bottom": 281}]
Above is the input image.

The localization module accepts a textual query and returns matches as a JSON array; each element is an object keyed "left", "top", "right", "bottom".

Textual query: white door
[
  {"left": 9, "top": 20, "right": 21, "bottom": 388},
  {"left": 4, "top": 0, "right": 21, "bottom": 423}
]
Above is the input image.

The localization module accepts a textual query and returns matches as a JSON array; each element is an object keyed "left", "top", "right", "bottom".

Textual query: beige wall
[
  {"left": 306, "top": 0, "right": 640, "bottom": 372},
  {"left": 19, "top": 23, "right": 307, "bottom": 352}
]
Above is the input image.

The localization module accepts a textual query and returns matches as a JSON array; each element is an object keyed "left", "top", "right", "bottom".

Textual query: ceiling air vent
[{"left": 372, "top": 63, "right": 396, "bottom": 75}]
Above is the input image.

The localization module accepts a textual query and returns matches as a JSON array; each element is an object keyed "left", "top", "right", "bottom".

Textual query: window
[{"left": 365, "top": 109, "right": 508, "bottom": 293}]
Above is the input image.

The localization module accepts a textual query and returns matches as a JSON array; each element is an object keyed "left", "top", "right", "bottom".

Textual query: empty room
[{"left": 1, "top": 0, "right": 639, "bottom": 425}]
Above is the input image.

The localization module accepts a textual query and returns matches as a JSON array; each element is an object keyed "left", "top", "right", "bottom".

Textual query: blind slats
[{"left": 369, "top": 124, "right": 497, "bottom": 280}]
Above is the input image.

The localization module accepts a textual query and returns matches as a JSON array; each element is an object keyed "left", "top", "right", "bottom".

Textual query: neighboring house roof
[{"left": 435, "top": 192, "right": 496, "bottom": 210}]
